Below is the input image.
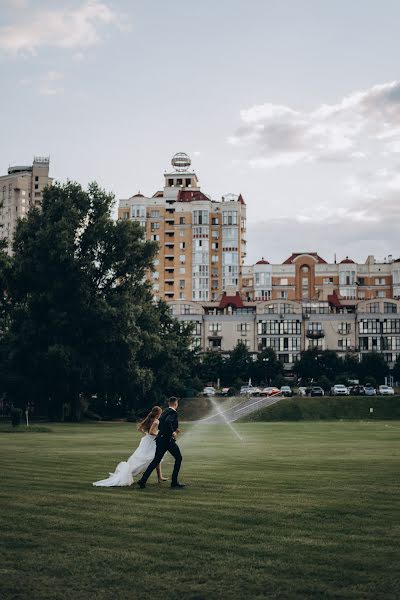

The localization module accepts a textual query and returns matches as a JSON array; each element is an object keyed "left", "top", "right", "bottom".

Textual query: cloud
[
  {"left": 0, "top": 0, "right": 124, "bottom": 56},
  {"left": 230, "top": 81, "right": 400, "bottom": 168},
  {"left": 38, "top": 70, "right": 64, "bottom": 96},
  {"left": 246, "top": 189, "right": 400, "bottom": 264}
]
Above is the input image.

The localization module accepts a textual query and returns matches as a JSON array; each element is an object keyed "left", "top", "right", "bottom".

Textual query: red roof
[
  {"left": 283, "top": 252, "right": 327, "bottom": 264},
  {"left": 219, "top": 292, "right": 243, "bottom": 309},
  {"left": 238, "top": 193, "right": 246, "bottom": 205},
  {"left": 340, "top": 257, "right": 355, "bottom": 264},
  {"left": 152, "top": 191, "right": 163, "bottom": 198},
  {"left": 328, "top": 291, "right": 342, "bottom": 308},
  {"left": 177, "top": 190, "right": 210, "bottom": 202},
  {"left": 256, "top": 258, "right": 269, "bottom": 265}
]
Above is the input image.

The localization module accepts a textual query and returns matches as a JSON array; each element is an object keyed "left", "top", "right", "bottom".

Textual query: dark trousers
[{"left": 140, "top": 438, "right": 182, "bottom": 485}]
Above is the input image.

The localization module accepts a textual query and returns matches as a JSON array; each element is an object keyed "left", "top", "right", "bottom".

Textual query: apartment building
[
  {"left": 170, "top": 296, "right": 400, "bottom": 371},
  {"left": 242, "top": 252, "right": 400, "bottom": 304},
  {"left": 118, "top": 153, "right": 247, "bottom": 302},
  {"left": 0, "top": 157, "right": 51, "bottom": 247}
]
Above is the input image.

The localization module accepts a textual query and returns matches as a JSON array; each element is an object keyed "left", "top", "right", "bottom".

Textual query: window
[
  {"left": 209, "top": 323, "right": 222, "bottom": 333},
  {"left": 179, "top": 255, "right": 186, "bottom": 263},
  {"left": 211, "top": 255, "right": 219, "bottom": 263},
  {"left": 375, "top": 278, "right": 385, "bottom": 285},
  {"left": 222, "top": 210, "right": 238, "bottom": 225},
  {"left": 211, "top": 230, "right": 219, "bottom": 238},
  {"left": 177, "top": 178, "right": 182, "bottom": 186},
  {"left": 179, "top": 293, "right": 186, "bottom": 300},
  {"left": 168, "top": 179, "right": 174, "bottom": 187},
  {"left": 152, "top": 271, "right": 159, "bottom": 280},
  {"left": 150, "top": 222, "right": 160, "bottom": 231},
  {"left": 338, "top": 323, "right": 351, "bottom": 335},
  {"left": 340, "top": 287, "right": 356, "bottom": 299},
  {"left": 384, "top": 302, "right": 397, "bottom": 314},
  {"left": 257, "top": 321, "right": 301, "bottom": 335},
  {"left": 323, "top": 277, "right": 334, "bottom": 284},
  {"left": 339, "top": 270, "right": 356, "bottom": 285},
  {"left": 179, "top": 230, "right": 185, "bottom": 237},
  {"left": 179, "top": 242, "right": 186, "bottom": 250},
  {"left": 34, "top": 184, "right": 39, "bottom": 190},
  {"left": 211, "top": 242, "right": 218, "bottom": 250},
  {"left": 179, "top": 217, "right": 185, "bottom": 225},
  {"left": 153, "top": 259, "right": 159, "bottom": 266},
  {"left": 151, "top": 234, "right": 160, "bottom": 241},
  {"left": 382, "top": 320, "right": 400, "bottom": 333},
  {"left": 179, "top": 267, "right": 185, "bottom": 274},
  {"left": 366, "top": 302, "right": 380, "bottom": 313},
  {"left": 35, "top": 176, "right": 39, "bottom": 182},
  {"left": 338, "top": 339, "right": 352, "bottom": 349},
  {"left": 211, "top": 217, "right": 219, "bottom": 225},
  {"left": 280, "top": 278, "right": 288, "bottom": 286},
  {"left": 208, "top": 338, "right": 221, "bottom": 349},
  {"left": 193, "top": 210, "right": 209, "bottom": 225},
  {"left": 150, "top": 210, "right": 160, "bottom": 218},
  {"left": 359, "top": 319, "right": 380, "bottom": 334},
  {"left": 255, "top": 272, "right": 271, "bottom": 287},
  {"left": 153, "top": 283, "right": 159, "bottom": 291},
  {"left": 237, "top": 323, "right": 250, "bottom": 333},
  {"left": 185, "top": 178, "right": 191, "bottom": 187},
  {"left": 131, "top": 205, "right": 146, "bottom": 218},
  {"left": 179, "top": 280, "right": 185, "bottom": 289},
  {"left": 376, "top": 291, "right": 386, "bottom": 298},
  {"left": 279, "top": 291, "right": 288, "bottom": 300}
]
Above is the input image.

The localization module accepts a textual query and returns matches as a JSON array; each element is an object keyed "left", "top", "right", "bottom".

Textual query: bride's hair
[{"left": 138, "top": 406, "right": 162, "bottom": 433}]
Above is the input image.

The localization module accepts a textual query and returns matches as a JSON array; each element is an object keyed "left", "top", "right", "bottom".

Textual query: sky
[{"left": 0, "top": 0, "right": 399, "bottom": 264}]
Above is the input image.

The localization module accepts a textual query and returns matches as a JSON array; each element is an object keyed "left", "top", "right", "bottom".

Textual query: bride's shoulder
[{"left": 153, "top": 418, "right": 160, "bottom": 424}]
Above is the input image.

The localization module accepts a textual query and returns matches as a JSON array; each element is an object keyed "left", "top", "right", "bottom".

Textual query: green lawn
[{"left": 1, "top": 421, "right": 399, "bottom": 600}]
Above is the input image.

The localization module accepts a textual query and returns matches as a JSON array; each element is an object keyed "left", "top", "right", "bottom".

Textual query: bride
[{"left": 93, "top": 406, "right": 167, "bottom": 487}]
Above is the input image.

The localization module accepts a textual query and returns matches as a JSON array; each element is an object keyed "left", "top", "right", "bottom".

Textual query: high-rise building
[
  {"left": 118, "top": 153, "right": 247, "bottom": 302},
  {"left": 0, "top": 157, "right": 51, "bottom": 246}
]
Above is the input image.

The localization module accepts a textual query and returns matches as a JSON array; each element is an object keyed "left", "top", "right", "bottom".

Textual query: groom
[{"left": 138, "top": 397, "right": 185, "bottom": 489}]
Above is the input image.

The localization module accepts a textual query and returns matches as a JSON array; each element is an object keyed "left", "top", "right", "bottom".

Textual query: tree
[
  {"left": 294, "top": 349, "right": 342, "bottom": 383},
  {"left": 200, "top": 351, "right": 225, "bottom": 385},
  {"left": 393, "top": 355, "right": 400, "bottom": 384},
  {"left": 341, "top": 353, "right": 360, "bottom": 380},
  {"left": 252, "top": 347, "right": 283, "bottom": 385},
  {"left": 359, "top": 352, "right": 389, "bottom": 385},
  {"left": 3, "top": 181, "right": 160, "bottom": 419},
  {"left": 224, "top": 341, "right": 253, "bottom": 385}
]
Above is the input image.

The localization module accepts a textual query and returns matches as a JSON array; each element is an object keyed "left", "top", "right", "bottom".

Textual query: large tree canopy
[{"left": 1, "top": 181, "right": 198, "bottom": 419}]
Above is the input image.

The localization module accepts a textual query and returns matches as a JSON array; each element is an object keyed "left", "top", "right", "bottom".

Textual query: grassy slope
[{"left": 0, "top": 422, "right": 399, "bottom": 600}]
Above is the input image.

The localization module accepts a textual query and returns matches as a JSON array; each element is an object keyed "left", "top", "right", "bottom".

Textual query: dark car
[
  {"left": 309, "top": 386, "right": 324, "bottom": 397},
  {"left": 348, "top": 385, "right": 365, "bottom": 396}
]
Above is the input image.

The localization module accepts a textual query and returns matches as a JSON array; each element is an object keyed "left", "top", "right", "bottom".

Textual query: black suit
[{"left": 140, "top": 407, "right": 182, "bottom": 485}]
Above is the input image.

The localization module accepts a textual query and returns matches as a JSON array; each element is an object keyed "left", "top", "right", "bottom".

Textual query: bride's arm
[{"left": 149, "top": 418, "right": 159, "bottom": 437}]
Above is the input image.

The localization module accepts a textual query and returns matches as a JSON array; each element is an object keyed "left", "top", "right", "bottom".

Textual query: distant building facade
[
  {"left": 0, "top": 157, "right": 51, "bottom": 247},
  {"left": 119, "top": 154, "right": 400, "bottom": 370},
  {"left": 118, "top": 153, "right": 246, "bottom": 302}
]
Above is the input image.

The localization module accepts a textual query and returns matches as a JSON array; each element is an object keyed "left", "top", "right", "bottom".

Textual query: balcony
[
  {"left": 306, "top": 328, "right": 325, "bottom": 339},
  {"left": 165, "top": 242, "right": 174, "bottom": 248},
  {"left": 165, "top": 230, "right": 175, "bottom": 235}
]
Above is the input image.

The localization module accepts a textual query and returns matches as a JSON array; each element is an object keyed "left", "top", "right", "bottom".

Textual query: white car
[
  {"left": 202, "top": 386, "right": 216, "bottom": 396},
  {"left": 331, "top": 384, "right": 349, "bottom": 396},
  {"left": 378, "top": 385, "right": 395, "bottom": 395}
]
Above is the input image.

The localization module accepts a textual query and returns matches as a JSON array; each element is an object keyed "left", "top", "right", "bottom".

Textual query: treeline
[
  {"left": 0, "top": 182, "right": 199, "bottom": 421},
  {"left": 200, "top": 345, "right": 400, "bottom": 391}
]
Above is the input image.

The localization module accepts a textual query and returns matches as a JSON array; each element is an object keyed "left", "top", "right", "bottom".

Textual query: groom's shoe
[
  {"left": 171, "top": 482, "right": 186, "bottom": 489},
  {"left": 137, "top": 480, "right": 146, "bottom": 489}
]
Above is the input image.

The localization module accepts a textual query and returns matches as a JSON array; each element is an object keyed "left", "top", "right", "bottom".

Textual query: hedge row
[{"left": 240, "top": 396, "right": 400, "bottom": 421}]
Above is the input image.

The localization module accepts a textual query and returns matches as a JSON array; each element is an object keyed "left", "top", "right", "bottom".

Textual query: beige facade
[
  {"left": 170, "top": 297, "right": 400, "bottom": 370},
  {"left": 0, "top": 157, "right": 51, "bottom": 248},
  {"left": 118, "top": 154, "right": 246, "bottom": 302}
]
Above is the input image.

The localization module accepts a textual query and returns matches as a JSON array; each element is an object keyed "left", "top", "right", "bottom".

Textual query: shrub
[{"left": 10, "top": 407, "right": 22, "bottom": 428}]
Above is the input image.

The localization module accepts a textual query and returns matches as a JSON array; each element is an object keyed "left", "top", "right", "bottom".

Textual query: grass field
[{"left": 1, "top": 421, "right": 399, "bottom": 600}]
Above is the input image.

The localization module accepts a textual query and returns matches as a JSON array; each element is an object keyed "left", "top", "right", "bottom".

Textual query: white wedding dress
[{"left": 93, "top": 433, "right": 157, "bottom": 487}]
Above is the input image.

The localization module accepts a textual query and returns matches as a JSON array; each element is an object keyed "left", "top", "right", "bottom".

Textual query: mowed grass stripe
[{"left": 0, "top": 421, "right": 399, "bottom": 600}]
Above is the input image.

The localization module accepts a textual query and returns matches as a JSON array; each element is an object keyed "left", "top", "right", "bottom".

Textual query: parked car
[
  {"left": 309, "top": 386, "right": 324, "bottom": 397},
  {"left": 331, "top": 384, "right": 349, "bottom": 396},
  {"left": 260, "top": 387, "right": 281, "bottom": 397},
  {"left": 202, "top": 386, "right": 216, "bottom": 396},
  {"left": 280, "top": 386, "right": 293, "bottom": 397},
  {"left": 378, "top": 385, "right": 395, "bottom": 395},
  {"left": 348, "top": 385, "right": 365, "bottom": 396},
  {"left": 364, "top": 385, "right": 377, "bottom": 396},
  {"left": 240, "top": 386, "right": 261, "bottom": 396}
]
